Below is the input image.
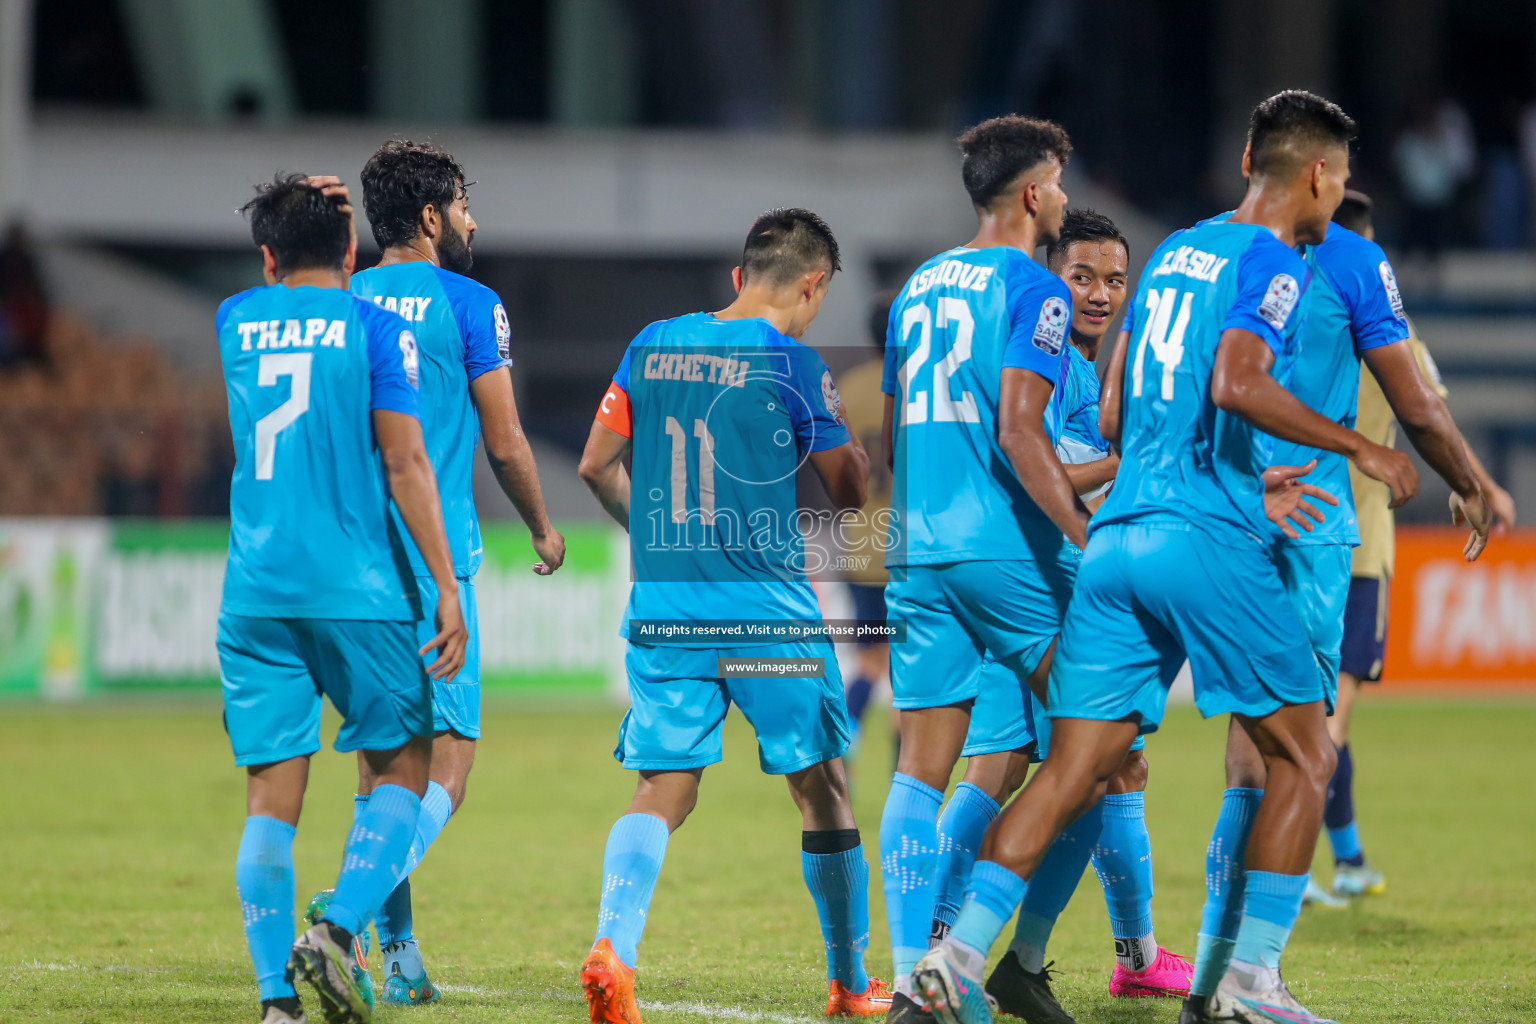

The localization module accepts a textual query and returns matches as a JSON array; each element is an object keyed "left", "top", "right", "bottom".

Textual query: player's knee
[{"left": 1108, "top": 749, "right": 1148, "bottom": 794}]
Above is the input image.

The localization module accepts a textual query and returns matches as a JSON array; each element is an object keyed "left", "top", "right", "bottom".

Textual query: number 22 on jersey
[{"left": 897, "top": 297, "right": 979, "bottom": 425}]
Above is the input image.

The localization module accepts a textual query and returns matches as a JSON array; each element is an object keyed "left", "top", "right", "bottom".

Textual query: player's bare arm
[
  {"left": 1097, "top": 329, "right": 1130, "bottom": 446},
  {"left": 373, "top": 408, "right": 468, "bottom": 680},
  {"left": 1211, "top": 327, "right": 1418, "bottom": 506},
  {"left": 577, "top": 420, "right": 633, "bottom": 529},
  {"left": 1063, "top": 453, "right": 1120, "bottom": 497},
  {"left": 998, "top": 366, "right": 1091, "bottom": 548},
  {"left": 1465, "top": 443, "right": 1517, "bottom": 533},
  {"left": 1361, "top": 341, "right": 1491, "bottom": 557},
  {"left": 808, "top": 434, "right": 870, "bottom": 512},
  {"left": 471, "top": 367, "right": 566, "bottom": 574}
]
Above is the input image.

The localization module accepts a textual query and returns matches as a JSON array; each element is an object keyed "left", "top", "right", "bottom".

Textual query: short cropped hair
[
  {"left": 1046, "top": 208, "right": 1129, "bottom": 272},
  {"left": 956, "top": 115, "right": 1073, "bottom": 209},
  {"left": 360, "top": 138, "right": 468, "bottom": 250},
  {"left": 241, "top": 173, "right": 351, "bottom": 274},
  {"left": 1247, "top": 90, "right": 1357, "bottom": 179},
  {"left": 1332, "top": 189, "right": 1374, "bottom": 235},
  {"left": 741, "top": 208, "right": 841, "bottom": 285}
]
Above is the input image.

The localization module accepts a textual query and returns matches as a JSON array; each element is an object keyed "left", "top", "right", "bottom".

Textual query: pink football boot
[{"left": 1109, "top": 946, "right": 1193, "bottom": 998}]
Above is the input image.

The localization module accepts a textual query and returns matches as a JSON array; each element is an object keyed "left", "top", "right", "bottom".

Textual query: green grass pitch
[{"left": 3, "top": 696, "right": 1534, "bottom": 1023}]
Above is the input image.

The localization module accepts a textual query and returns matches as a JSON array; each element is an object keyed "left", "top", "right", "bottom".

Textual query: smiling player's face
[{"left": 1059, "top": 240, "right": 1129, "bottom": 348}]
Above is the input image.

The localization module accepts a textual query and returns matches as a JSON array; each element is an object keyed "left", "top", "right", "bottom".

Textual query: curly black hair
[
  {"left": 240, "top": 173, "right": 351, "bottom": 274},
  {"left": 360, "top": 139, "right": 468, "bottom": 249},
  {"left": 956, "top": 115, "right": 1073, "bottom": 209}
]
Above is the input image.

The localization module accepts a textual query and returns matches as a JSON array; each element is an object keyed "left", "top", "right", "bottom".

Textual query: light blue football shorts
[
  {"left": 1049, "top": 522, "right": 1323, "bottom": 734},
  {"left": 218, "top": 613, "right": 432, "bottom": 766},
  {"left": 414, "top": 574, "right": 482, "bottom": 739},
  {"left": 1271, "top": 541, "right": 1351, "bottom": 713},
  {"left": 886, "top": 557, "right": 1075, "bottom": 713},
  {"left": 616, "top": 640, "right": 850, "bottom": 775}
]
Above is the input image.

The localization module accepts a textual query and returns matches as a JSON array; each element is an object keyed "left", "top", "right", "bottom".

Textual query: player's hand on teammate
[
  {"left": 1352, "top": 441, "right": 1418, "bottom": 508},
  {"left": 303, "top": 175, "right": 354, "bottom": 217},
  {"left": 531, "top": 526, "right": 567, "bottom": 575},
  {"left": 419, "top": 588, "right": 470, "bottom": 682},
  {"left": 1451, "top": 489, "right": 1494, "bottom": 562},
  {"left": 1262, "top": 460, "right": 1340, "bottom": 539},
  {"left": 1485, "top": 481, "right": 1518, "bottom": 537}
]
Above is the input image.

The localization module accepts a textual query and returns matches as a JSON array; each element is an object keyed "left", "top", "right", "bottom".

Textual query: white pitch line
[{"left": 641, "top": 1000, "right": 819, "bottom": 1023}]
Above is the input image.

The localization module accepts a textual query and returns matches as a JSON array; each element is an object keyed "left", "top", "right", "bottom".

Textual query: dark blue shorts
[
  {"left": 846, "top": 582, "right": 888, "bottom": 647},
  {"left": 1340, "top": 574, "right": 1389, "bottom": 682}
]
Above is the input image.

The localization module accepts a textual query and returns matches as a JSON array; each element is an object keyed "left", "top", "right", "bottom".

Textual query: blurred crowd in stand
[{"left": 0, "top": 225, "right": 232, "bottom": 518}]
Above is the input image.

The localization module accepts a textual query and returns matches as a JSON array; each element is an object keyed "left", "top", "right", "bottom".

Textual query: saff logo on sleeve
[
  {"left": 821, "top": 369, "right": 846, "bottom": 425},
  {"left": 493, "top": 303, "right": 511, "bottom": 358},
  {"left": 398, "top": 330, "right": 420, "bottom": 386},
  {"left": 1258, "top": 273, "right": 1300, "bottom": 331},
  {"left": 1032, "top": 295, "right": 1069, "bottom": 356},
  {"left": 1378, "top": 261, "right": 1406, "bottom": 319}
]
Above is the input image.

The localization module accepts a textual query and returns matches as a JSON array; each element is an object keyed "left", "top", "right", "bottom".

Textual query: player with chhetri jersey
[
  {"left": 303, "top": 139, "right": 567, "bottom": 1008},
  {"left": 217, "top": 174, "right": 468, "bottom": 1024},
  {"left": 576, "top": 209, "right": 891, "bottom": 1022},
  {"left": 913, "top": 91, "right": 1459, "bottom": 1024},
  {"left": 877, "top": 116, "right": 1099, "bottom": 1024}
]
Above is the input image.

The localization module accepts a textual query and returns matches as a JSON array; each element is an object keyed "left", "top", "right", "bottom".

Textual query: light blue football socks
[
  {"left": 1232, "top": 871, "right": 1308, "bottom": 970},
  {"left": 595, "top": 812, "right": 671, "bottom": 968},
  {"left": 801, "top": 831, "right": 872, "bottom": 992},
  {"left": 1191, "top": 787, "right": 1263, "bottom": 997},
  {"left": 932, "top": 782, "right": 1002, "bottom": 936},
  {"left": 325, "top": 783, "right": 421, "bottom": 936},
  {"left": 1091, "top": 792, "right": 1157, "bottom": 967},
  {"left": 879, "top": 772, "right": 944, "bottom": 985},
  {"left": 236, "top": 815, "right": 298, "bottom": 1000},
  {"left": 1007, "top": 798, "right": 1102, "bottom": 972},
  {"left": 945, "top": 860, "right": 1027, "bottom": 976}
]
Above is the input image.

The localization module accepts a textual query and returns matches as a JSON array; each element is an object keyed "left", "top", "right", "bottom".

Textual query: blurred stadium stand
[{"left": 1, "top": 0, "right": 1534, "bottom": 522}]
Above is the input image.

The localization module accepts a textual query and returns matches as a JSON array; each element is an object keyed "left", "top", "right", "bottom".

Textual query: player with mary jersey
[
  {"left": 1176, "top": 175, "right": 1492, "bottom": 1017},
  {"left": 914, "top": 92, "right": 1429, "bottom": 1024},
  {"left": 876, "top": 115, "right": 1097, "bottom": 1024},
  {"left": 306, "top": 138, "right": 566, "bottom": 1007},
  {"left": 576, "top": 209, "right": 890, "bottom": 1022},
  {"left": 217, "top": 174, "right": 467, "bottom": 1024}
]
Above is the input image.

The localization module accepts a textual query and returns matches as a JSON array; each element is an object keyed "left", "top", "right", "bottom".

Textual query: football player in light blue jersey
[
  {"left": 218, "top": 175, "right": 467, "bottom": 1024},
  {"left": 315, "top": 139, "right": 566, "bottom": 1006},
  {"left": 916, "top": 92, "right": 1438, "bottom": 1024},
  {"left": 576, "top": 210, "right": 891, "bottom": 1021},
  {"left": 1192, "top": 188, "right": 1490, "bottom": 975},
  {"left": 876, "top": 115, "right": 1094, "bottom": 1024}
]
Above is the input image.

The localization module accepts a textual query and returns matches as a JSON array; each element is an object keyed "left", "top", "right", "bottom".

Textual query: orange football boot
[
  {"left": 581, "top": 938, "right": 643, "bottom": 1024},
  {"left": 826, "top": 976, "right": 894, "bottom": 1017}
]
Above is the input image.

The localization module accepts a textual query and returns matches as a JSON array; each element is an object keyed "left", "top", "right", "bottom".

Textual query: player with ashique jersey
[
  {"left": 916, "top": 91, "right": 1434, "bottom": 1024},
  {"left": 310, "top": 138, "right": 565, "bottom": 1008},
  {"left": 576, "top": 208, "right": 890, "bottom": 1023},
  {"left": 217, "top": 174, "right": 467, "bottom": 1024},
  {"left": 876, "top": 114, "right": 1094, "bottom": 1024}
]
